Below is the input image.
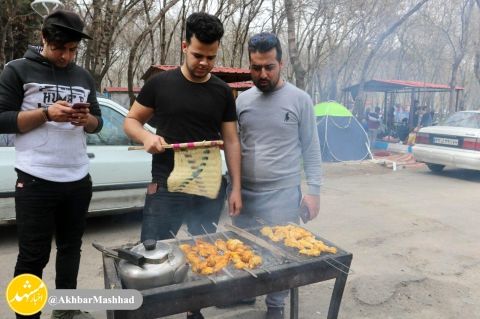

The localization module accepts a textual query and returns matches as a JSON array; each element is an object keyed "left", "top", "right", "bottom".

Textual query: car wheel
[{"left": 427, "top": 163, "right": 445, "bottom": 172}]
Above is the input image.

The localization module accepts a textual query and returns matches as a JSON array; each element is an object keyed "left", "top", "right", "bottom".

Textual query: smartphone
[
  {"left": 72, "top": 102, "right": 90, "bottom": 109},
  {"left": 299, "top": 201, "right": 310, "bottom": 224}
]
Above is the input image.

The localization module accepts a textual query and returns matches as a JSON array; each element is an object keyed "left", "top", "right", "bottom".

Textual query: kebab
[
  {"left": 260, "top": 225, "right": 337, "bottom": 256},
  {"left": 179, "top": 238, "right": 262, "bottom": 275}
]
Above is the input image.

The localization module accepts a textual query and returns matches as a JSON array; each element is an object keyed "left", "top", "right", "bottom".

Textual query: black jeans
[
  {"left": 14, "top": 169, "right": 92, "bottom": 318},
  {"left": 141, "top": 177, "right": 227, "bottom": 241}
]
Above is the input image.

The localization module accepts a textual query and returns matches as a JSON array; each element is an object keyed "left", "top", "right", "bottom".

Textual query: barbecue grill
[{"left": 100, "top": 224, "right": 353, "bottom": 319}]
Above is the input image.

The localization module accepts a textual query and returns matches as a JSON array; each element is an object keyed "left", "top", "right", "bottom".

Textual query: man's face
[
  {"left": 182, "top": 35, "right": 219, "bottom": 81},
  {"left": 249, "top": 48, "right": 282, "bottom": 92},
  {"left": 42, "top": 39, "right": 79, "bottom": 68}
]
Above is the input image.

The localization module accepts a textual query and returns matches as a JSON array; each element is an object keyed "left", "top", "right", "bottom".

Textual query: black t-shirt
[{"left": 136, "top": 67, "right": 237, "bottom": 184}]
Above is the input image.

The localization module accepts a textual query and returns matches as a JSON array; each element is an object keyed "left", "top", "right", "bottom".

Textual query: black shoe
[
  {"left": 216, "top": 297, "right": 256, "bottom": 308},
  {"left": 266, "top": 307, "right": 284, "bottom": 319},
  {"left": 186, "top": 310, "right": 204, "bottom": 319}
]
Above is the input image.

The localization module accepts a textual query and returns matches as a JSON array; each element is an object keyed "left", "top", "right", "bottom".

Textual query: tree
[
  {"left": 127, "top": 0, "right": 181, "bottom": 104},
  {"left": 284, "top": 0, "right": 306, "bottom": 89},
  {"left": 0, "top": 0, "right": 40, "bottom": 70},
  {"left": 353, "top": 0, "right": 430, "bottom": 120},
  {"left": 82, "top": 0, "right": 144, "bottom": 91}
]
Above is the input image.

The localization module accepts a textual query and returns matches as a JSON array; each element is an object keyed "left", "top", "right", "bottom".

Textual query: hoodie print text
[{"left": 23, "top": 83, "right": 90, "bottom": 110}]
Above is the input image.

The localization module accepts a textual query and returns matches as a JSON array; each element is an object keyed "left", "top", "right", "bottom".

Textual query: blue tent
[{"left": 315, "top": 101, "right": 370, "bottom": 162}]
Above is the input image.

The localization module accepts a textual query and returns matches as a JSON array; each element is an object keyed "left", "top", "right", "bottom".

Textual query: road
[{"left": 1, "top": 162, "right": 479, "bottom": 318}]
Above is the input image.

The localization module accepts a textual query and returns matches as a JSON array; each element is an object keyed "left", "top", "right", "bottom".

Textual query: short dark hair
[
  {"left": 248, "top": 32, "right": 282, "bottom": 61},
  {"left": 185, "top": 12, "right": 224, "bottom": 44}
]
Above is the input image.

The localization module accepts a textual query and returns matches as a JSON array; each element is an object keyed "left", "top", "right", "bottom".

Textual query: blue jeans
[
  {"left": 141, "top": 178, "right": 227, "bottom": 241},
  {"left": 14, "top": 169, "right": 92, "bottom": 319}
]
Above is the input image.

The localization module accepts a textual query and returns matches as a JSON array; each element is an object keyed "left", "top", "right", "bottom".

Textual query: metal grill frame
[{"left": 102, "top": 231, "right": 353, "bottom": 319}]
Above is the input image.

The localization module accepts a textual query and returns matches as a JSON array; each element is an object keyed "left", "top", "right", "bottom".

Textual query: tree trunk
[
  {"left": 127, "top": 0, "right": 181, "bottom": 105},
  {"left": 354, "top": 0, "right": 430, "bottom": 120},
  {"left": 284, "top": 0, "right": 306, "bottom": 89},
  {"left": 448, "top": 0, "right": 473, "bottom": 113},
  {"left": 476, "top": 0, "right": 480, "bottom": 86}
]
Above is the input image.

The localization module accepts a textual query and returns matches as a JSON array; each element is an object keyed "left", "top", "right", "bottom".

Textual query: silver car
[{"left": 413, "top": 111, "right": 480, "bottom": 172}]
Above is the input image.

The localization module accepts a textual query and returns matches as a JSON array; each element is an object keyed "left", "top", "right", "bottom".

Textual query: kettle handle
[{"left": 116, "top": 248, "right": 146, "bottom": 266}]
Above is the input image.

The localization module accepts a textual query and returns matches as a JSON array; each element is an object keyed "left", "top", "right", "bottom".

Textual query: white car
[
  {"left": 413, "top": 111, "right": 480, "bottom": 172},
  {"left": 0, "top": 97, "right": 228, "bottom": 224}
]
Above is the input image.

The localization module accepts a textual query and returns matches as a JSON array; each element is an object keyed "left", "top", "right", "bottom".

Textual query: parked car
[
  {"left": 0, "top": 97, "right": 228, "bottom": 224},
  {"left": 413, "top": 110, "right": 480, "bottom": 172}
]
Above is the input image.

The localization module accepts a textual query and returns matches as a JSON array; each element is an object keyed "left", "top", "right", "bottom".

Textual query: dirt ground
[{"left": 1, "top": 161, "right": 479, "bottom": 318}]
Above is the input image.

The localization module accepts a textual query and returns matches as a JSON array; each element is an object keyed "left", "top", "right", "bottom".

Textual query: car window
[
  {"left": 442, "top": 112, "right": 480, "bottom": 129},
  {"left": 87, "top": 105, "right": 137, "bottom": 146},
  {"left": 0, "top": 134, "right": 15, "bottom": 147}
]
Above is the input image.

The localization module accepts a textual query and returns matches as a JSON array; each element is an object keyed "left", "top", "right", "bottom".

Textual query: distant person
[
  {"left": 417, "top": 106, "right": 432, "bottom": 129},
  {"left": 367, "top": 106, "right": 381, "bottom": 149},
  {"left": 412, "top": 99, "right": 420, "bottom": 127},
  {"left": 394, "top": 104, "right": 409, "bottom": 124},
  {"left": 0, "top": 9, "right": 102, "bottom": 319},
  {"left": 397, "top": 118, "right": 410, "bottom": 142},
  {"left": 387, "top": 105, "right": 394, "bottom": 130},
  {"left": 362, "top": 107, "right": 370, "bottom": 131}
]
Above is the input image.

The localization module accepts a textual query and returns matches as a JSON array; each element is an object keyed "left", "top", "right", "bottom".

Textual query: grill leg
[
  {"left": 327, "top": 271, "right": 349, "bottom": 319},
  {"left": 289, "top": 287, "right": 299, "bottom": 319}
]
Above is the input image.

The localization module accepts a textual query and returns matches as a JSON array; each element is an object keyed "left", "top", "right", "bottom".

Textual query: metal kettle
[{"left": 105, "top": 239, "right": 189, "bottom": 290}]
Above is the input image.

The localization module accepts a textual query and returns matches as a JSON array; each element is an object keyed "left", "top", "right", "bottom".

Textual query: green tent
[
  {"left": 315, "top": 101, "right": 370, "bottom": 161},
  {"left": 314, "top": 101, "right": 353, "bottom": 117}
]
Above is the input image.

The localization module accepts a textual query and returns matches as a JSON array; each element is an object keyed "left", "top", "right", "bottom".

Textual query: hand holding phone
[
  {"left": 299, "top": 200, "right": 310, "bottom": 224},
  {"left": 71, "top": 102, "right": 90, "bottom": 126},
  {"left": 72, "top": 102, "right": 90, "bottom": 110}
]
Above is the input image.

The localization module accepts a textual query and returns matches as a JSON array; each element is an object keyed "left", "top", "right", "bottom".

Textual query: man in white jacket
[{"left": 0, "top": 9, "right": 102, "bottom": 319}]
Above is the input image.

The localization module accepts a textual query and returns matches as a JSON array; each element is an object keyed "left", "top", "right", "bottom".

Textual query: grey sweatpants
[{"left": 232, "top": 185, "right": 301, "bottom": 308}]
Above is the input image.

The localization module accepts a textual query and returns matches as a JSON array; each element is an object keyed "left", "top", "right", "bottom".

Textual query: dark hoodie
[{"left": 0, "top": 46, "right": 103, "bottom": 182}]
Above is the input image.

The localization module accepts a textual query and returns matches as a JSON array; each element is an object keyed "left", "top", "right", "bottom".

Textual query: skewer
[
  {"left": 183, "top": 230, "right": 218, "bottom": 284},
  {"left": 169, "top": 230, "right": 219, "bottom": 283},
  {"left": 199, "top": 225, "right": 235, "bottom": 278},
  {"left": 255, "top": 217, "right": 268, "bottom": 225},
  {"left": 169, "top": 230, "right": 181, "bottom": 245},
  {"left": 324, "top": 257, "right": 354, "bottom": 275},
  {"left": 213, "top": 223, "right": 270, "bottom": 275},
  {"left": 241, "top": 266, "right": 258, "bottom": 278},
  {"left": 128, "top": 140, "right": 224, "bottom": 151},
  {"left": 281, "top": 223, "right": 354, "bottom": 274}
]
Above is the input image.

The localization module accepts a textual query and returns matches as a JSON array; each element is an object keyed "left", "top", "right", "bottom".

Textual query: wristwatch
[{"left": 42, "top": 106, "right": 51, "bottom": 121}]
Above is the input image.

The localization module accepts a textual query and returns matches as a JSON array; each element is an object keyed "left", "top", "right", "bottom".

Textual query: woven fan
[{"left": 129, "top": 140, "right": 224, "bottom": 198}]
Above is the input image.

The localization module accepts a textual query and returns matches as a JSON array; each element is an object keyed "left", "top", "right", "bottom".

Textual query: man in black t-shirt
[{"left": 124, "top": 15, "right": 241, "bottom": 318}]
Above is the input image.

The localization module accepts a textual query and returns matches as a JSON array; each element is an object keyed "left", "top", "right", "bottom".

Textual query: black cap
[{"left": 44, "top": 9, "right": 92, "bottom": 40}]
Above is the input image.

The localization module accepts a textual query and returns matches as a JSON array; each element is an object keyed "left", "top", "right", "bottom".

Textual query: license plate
[{"left": 433, "top": 137, "right": 459, "bottom": 146}]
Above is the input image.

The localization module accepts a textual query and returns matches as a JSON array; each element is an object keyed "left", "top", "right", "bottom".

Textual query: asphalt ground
[{"left": 1, "top": 161, "right": 479, "bottom": 318}]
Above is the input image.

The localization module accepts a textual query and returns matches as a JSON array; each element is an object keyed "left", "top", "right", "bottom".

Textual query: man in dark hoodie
[{"left": 0, "top": 9, "right": 102, "bottom": 319}]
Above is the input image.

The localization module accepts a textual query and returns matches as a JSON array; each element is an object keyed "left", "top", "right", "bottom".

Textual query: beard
[{"left": 253, "top": 76, "right": 280, "bottom": 92}]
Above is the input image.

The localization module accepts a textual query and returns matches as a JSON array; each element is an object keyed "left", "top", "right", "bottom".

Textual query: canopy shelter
[
  {"left": 342, "top": 79, "right": 464, "bottom": 130},
  {"left": 315, "top": 101, "right": 370, "bottom": 162},
  {"left": 142, "top": 65, "right": 253, "bottom": 97}
]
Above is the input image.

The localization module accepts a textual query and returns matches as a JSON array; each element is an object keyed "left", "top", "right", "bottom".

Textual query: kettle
[{"left": 94, "top": 240, "right": 189, "bottom": 290}]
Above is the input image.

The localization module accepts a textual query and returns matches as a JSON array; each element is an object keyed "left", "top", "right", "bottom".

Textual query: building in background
[{"left": 142, "top": 65, "right": 253, "bottom": 98}]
